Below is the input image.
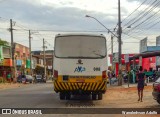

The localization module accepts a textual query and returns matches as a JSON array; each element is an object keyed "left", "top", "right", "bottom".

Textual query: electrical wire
[
  {"left": 122, "top": 0, "right": 148, "bottom": 23},
  {"left": 123, "top": 0, "right": 158, "bottom": 31}
]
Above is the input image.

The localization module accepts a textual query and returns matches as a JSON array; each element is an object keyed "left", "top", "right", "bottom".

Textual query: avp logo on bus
[{"left": 74, "top": 66, "right": 86, "bottom": 72}]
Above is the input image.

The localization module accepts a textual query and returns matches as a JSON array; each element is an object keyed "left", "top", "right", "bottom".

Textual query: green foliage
[{"left": 0, "top": 38, "right": 9, "bottom": 46}]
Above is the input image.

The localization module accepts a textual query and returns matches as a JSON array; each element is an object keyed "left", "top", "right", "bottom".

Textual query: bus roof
[{"left": 55, "top": 33, "right": 106, "bottom": 38}]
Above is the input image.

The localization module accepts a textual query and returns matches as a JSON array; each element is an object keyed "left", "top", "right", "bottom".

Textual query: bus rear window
[{"left": 55, "top": 35, "right": 106, "bottom": 58}]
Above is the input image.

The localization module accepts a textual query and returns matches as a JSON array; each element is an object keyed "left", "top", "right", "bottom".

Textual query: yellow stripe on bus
[
  {"left": 72, "top": 83, "right": 76, "bottom": 90},
  {"left": 57, "top": 81, "right": 63, "bottom": 90},
  {"left": 53, "top": 82, "right": 57, "bottom": 91},
  {"left": 64, "top": 82, "right": 69, "bottom": 90},
  {"left": 82, "top": 83, "right": 86, "bottom": 90},
  {"left": 84, "top": 83, "right": 88, "bottom": 90},
  {"left": 68, "top": 83, "right": 72, "bottom": 90},
  {"left": 98, "top": 82, "right": 104, "bottom": 90},
  {"left": 94, "top": 83, "right": 100, "bottom": 91},
  {"left": 61, "top": 82, "right": 66, "bottom": 90},
  {"left": 91, "top": 83, "right": 96, "bottom": 90},
  {"left": 88, "top": 83, "right": 91, "bottom": 90}
]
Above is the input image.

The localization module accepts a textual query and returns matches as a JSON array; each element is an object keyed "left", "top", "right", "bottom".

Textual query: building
[
  {"left": 32, "top": 50, "right": 54, "bottom": 77},
  {"left": 109, "top": 53, "right": 156, "bottom": 76},
  {"left": 14, "top": 43, "right": 30, "bottom": 75},
  {"left": 0, "top": 45, "right": 12, "bottom": 79}
]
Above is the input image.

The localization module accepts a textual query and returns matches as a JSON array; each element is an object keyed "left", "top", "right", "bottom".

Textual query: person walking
[{"left": 136, "top": 67, "right": 146, "bottom": 102}]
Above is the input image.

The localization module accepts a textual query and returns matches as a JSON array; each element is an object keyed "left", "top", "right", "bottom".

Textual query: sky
[{"left": 0, "top": 0, "right": 160, "bottom": 59}]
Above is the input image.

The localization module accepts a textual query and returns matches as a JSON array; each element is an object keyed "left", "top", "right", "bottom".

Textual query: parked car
[
  {"left": 35, "top": 75, "right": 46, "bottom": 83},
  {"left": 17, "top": 75, "right": 33, "bottom": 83},
  {"left": 17, "top": 75, "right": 22, "bottom": 83},
  {"left": 25, "top": 75, "right": 33, "bottom": 83},
  {"left": 152, "top": 77, "right": 160, "bottom": 104}
]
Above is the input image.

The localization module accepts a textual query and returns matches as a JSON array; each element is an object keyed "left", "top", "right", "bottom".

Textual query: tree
[{"left": 0, "top": 38, "right": 9, "bottom": 46}]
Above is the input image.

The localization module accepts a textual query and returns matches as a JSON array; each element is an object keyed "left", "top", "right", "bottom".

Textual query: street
[
  {"left": 0, "top": 82, "right": 159, "bottom": 109},
  {"left": 0, "top": 82, "right": 160, "bottom": 117}
]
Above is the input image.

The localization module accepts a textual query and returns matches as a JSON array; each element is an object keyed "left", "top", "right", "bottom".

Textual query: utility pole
[
  {"left": 118, "top": 0, "right": 122, "bottom": 86},
  {"left": 43, "top": 38, "right": 46, "bottom": 77},
  {"left": 111, "top": 35, "right": 114, "bottom": 69},
  {"left": 52, "top": 49, "right": 54, "bottom": 77},
  {"left": 10, "top": 19, "right": 16, "bottom": 82},
  {"left": 29, "top": 30, "right": 32, "bottom": 75}
]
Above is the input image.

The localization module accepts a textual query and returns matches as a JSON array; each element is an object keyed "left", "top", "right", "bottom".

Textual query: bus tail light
[
  {"left": 102, "top": 70, "right": 106, "bottom": 80},
  {"left": 54, "top": 70, "right": 58, "bottom": 79}
]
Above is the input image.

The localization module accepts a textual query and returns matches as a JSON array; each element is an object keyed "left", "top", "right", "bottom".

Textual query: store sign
[
  {"left": 48, "top": 66, "right": 52, "bottom": 69},
  {"left": 140, "top": 38, "right": 147, "bottom": 53},
  {"left": 26, "top": 59, "right": 30, "bottom": 68},
  {"left": 0, "top": 59, "right": 12, "bottom": 66},
  {"left": 124, "top": 54, "right": 129, "bottom": 63},
  {"left": 16, "top": 60, "right": 22, "bottom": 66},
  {"left": 113, "top": 52, "right": 119, "bottom": 63}
]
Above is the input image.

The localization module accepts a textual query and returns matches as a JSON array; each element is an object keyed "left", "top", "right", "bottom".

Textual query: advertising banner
[
  {"left": 26, "top": 59, "right": 30, "bottom": 68},
  {"left": 0, "top": 59, "right": 12, "bottom": 66},
  {"left": 16, "top": 60, "right": 22, "bottom": 66},
  {"left": 112, "top": 52, "right": 119, "bottom": 63},
  {"left": 124, "top": 54, "right": 129, "bottom": 63}
]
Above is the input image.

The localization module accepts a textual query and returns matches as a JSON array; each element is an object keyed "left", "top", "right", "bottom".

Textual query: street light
[
  {"left": 85, "top": 15, "right": 118, "bottom": 38},
  {"left": 85, "top": 15, "right": 118, "bottom": 85}
]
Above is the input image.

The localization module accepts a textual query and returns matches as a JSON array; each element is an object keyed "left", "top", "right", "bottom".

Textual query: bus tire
[
  {"left": 60, "top": 93, "right": 65, "bottom": 100},
  {"left": 92, "top": 94, "right": 97, "bottom": 100},
  {"left": 98, "top": 93, "right": 102, "bottom": 100},
  {"left": 66, "top": 93, "right": 71, "bottom": 100}
]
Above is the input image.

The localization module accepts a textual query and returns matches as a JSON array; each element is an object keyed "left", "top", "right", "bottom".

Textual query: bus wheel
[
  {"left": 60, "top": 93, "right": 65, "bottom": 100},
  {"left": 66, "top": 93, "right": 71, "bottom": 100},
  {"left": 92, "top": 94, "right": 97, "bottom": 100},
  {"left": 98, "top": 93, "right": 102, "bottom": 100}
]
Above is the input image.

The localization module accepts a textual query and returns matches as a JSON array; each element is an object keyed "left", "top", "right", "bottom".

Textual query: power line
[
  {"left": 123, "top": 0, "right": 158, "bottom": 30},
  {"left": 126, "top": 4, "right": 160, "bottom": 34},
  {"left": 122, "top": 0, "right": 148, "bottom": 23}
]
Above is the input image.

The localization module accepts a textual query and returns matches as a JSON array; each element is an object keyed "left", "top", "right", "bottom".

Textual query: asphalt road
[
  {"left": 0, "top": 83, "right": 105, "bottom": 108},
  {"left": 0, "top": 82, "right": 160, "bottom": 117}
]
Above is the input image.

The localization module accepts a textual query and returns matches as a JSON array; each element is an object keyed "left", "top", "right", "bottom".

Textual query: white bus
[{"left": 53, "top": 34, "right": 108, "bottom": 100}]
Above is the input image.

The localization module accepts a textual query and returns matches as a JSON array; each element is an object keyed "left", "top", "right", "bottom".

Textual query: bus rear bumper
[{"left": 53, "top": 81, "right": 107, "bottom": 94}]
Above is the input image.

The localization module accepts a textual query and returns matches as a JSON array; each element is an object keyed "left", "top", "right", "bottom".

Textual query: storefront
[{"left": 0, "top": 59, "right": 12, "bottom": 79}]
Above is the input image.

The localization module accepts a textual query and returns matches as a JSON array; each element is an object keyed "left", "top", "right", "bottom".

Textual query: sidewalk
[{"left": 0, "top": 83, "right": 29, "bottom": 90}]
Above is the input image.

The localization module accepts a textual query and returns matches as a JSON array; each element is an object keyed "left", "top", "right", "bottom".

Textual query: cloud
[
  {"left": 0, "top": 0, "right": 159, "bottom": 53},
  {"left": 0, "top": 0, "right": 118, "bottom": 30}
]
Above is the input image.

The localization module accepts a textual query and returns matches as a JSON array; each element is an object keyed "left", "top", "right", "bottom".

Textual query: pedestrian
[{"left": 136, "top": 66, "right": 146, "bottom": 102}]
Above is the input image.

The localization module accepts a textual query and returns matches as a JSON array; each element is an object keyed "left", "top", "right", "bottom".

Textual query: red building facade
[{"left": 109, "top": 54, "right": 156, "bottom": 76}]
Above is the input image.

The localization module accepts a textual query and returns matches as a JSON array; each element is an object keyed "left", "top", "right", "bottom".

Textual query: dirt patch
[
  {"left": 101, "top": 85, "right": 159, "bottom": 108},
  {"left": 108, "top": 85, "right": 153, "bottom": 91}
]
